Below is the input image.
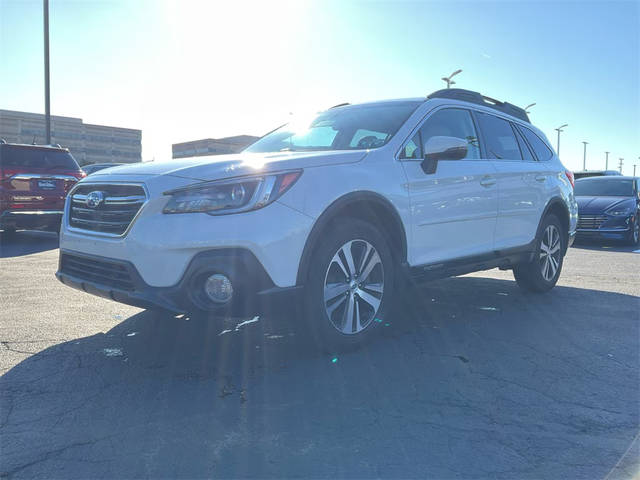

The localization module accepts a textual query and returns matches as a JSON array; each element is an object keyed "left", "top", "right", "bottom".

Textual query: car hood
[
  {"left": 91, "top": 150, "right": 367, "bottom": 181},
  {"left": 576, "top": 196, "right": 634, "bottom": 214}
]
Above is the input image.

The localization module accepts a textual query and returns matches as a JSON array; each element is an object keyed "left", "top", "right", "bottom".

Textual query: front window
[
  {"left": 574, "top": 178, "right": 634, "bottom": 196},
  {"left": 400, "top": 108, "right": 480, "bottom": 160},
  {"left": 245, "top": 102, "right": 420, "bottom": 153}
]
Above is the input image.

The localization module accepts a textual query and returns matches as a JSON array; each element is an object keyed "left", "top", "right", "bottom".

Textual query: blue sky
[{"left": 1, "top": 0, "right": 638, "bottom": 174}]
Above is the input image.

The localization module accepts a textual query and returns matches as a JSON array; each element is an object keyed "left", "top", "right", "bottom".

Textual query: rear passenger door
[
  {"left": 475, "top": 112, "right": 549, "bottom": 249},
  {"left": 400, "top": 107, "right": 498, "bottom": 265}
]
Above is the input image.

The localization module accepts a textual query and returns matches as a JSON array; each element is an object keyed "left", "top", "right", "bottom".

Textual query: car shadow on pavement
[
  {"left": 1, "top": 277, "right": 639, "bottom": 479},
  {"left": 0, "top": 230, "right": 59, "bottom": 258},
  {"left": 571, "top": 237, "right": 638, "bottom": 253}
]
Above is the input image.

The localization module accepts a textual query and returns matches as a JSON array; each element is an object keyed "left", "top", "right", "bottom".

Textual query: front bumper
[
  {"left": 1, "top": 210, "right": 63, "bottom": 231},
  {"left": 576, "top": 227, "right": 631, "bottom": 240},
  {"left": 56, "top": 248, "right": 303, "bottom": 316},
  {"left": 576, "top": 212, "right": 635, "bottom": 241}
]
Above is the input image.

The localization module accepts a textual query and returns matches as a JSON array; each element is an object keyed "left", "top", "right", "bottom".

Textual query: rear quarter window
[{"left": 519, "top": 126, "right": 554, "bottom": 161}]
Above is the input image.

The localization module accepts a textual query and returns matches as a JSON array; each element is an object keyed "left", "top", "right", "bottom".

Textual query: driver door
[{"left": 399, "top": 107, "right": 498, "bottom": 266}]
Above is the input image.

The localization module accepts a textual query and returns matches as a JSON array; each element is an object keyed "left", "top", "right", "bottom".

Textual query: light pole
[
  {"left": 633, "top": 164, "right": 637, "bottom": 176},
  {"left": 43, "top": 0, "right": 51, "bottom": 145},
  {"left": 441, "top": 69, "right": 462, "bottom": 89},
  {"left": 524, "top": 103, "right": 536, "bottom": 114},
  {"left": 618, "top": 158, "right": 624, "bottom": 173},
  {"left": 555, "top": 124, "right": 567, "bottom": 156},
  {"left": 605, "top": 151, "right": 610, "bottom": 170},
  {"left": 582, "top": 141, "right": 588, "bottom": 171}
]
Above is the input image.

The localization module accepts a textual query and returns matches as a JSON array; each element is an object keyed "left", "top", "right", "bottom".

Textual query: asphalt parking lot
[{"left": 1, "top": 231, "right": 638, "bottom": 479}]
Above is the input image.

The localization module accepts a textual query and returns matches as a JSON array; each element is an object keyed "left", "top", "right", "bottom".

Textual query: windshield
[
  {"left": 574, "top": 178, "right": 634, "bottom": 196},
  {"left": 1, "top": 145, "right": 80, "bottom": 170},
  {"left": 245, "top": 102, "right": 420, "bottom": 153}
]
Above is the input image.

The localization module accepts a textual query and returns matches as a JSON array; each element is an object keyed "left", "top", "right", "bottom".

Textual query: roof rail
[
  {"left": 427, "top": 88, "right": 530, "bottom": 123},
  {"left": 330, "top": 102, "right": 350, "bottom": 109}
]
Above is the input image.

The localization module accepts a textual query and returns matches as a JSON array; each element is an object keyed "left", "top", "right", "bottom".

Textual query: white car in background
[{"left": 56, "top": 88, "right": 577, "bottom": 349}]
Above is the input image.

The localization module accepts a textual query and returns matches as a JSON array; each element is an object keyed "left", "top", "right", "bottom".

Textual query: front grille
[
  {"left": 69, "top": 184, "right": 146, "bottom": 235},
  {"left": 577, "top": 214, "right": 607, "bottom": 230},
  {"left": 60, "top": 253, "right": 135, "bottom": 291}
]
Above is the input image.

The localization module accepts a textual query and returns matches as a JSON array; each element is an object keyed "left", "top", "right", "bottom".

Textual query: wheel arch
[
  {"left": 296, "top": 191, "right": 408, "bottom": 285},
  {"left": 539, "top": 197, "right": 571, "bottom": 254}
]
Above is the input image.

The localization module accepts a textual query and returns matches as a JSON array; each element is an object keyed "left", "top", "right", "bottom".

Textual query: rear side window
[
  {"left": 0, "top": 146, "right": 79, "bottom": 170},
  {"left": 476, "top": 113, "right": 522, "bottom": 160},
  {"left": 519, "top": 126, "right": 554, "bottom": 161}
]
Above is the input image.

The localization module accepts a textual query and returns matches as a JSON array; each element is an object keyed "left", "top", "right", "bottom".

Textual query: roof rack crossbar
[{"left": 427, "top": 88, "right": 530, "bottom": 123}]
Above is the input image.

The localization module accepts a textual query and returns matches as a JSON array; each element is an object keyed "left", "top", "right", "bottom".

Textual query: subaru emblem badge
[{"left": 86, "top": 191, "right": 105, "bottom": 208}]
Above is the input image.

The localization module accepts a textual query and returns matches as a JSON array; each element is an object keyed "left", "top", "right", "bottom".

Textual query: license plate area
[{"left": 38, "top": 179, "right": 57, "bottom": 190}]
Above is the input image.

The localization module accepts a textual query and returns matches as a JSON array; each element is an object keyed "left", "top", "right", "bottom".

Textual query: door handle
[
  {"left": 535, "top": 175, "right": 546, "bottom": 182},
  {"left": 480, "top": 176, "right": 496, "bottom": 187}
]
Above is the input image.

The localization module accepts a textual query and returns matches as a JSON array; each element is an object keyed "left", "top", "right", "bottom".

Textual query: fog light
[{"left": 204, "top": 274, "right": 233, "bottom": 303}]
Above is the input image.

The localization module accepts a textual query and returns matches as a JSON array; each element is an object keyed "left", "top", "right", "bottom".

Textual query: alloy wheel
[
  {"left": 539, "top": 224, "right": 561, "bottom": 282},
  {"left": 323, "top": 239, "right": 384, "bottom": 335}
]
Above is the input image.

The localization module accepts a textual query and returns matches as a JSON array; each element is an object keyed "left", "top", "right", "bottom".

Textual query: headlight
[
  {"left": 163, "top": 170, "right": 302, "bottom": 215},
  {"left": 605, "top": 206, "right": 634, "bottom": 216}
]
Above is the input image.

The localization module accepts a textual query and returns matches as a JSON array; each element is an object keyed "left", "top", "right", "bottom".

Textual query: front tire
[
  {"left": 303, "top": 218, "right": 396, "bottom": 351},
  {"left": 626, "top": 218, "right": 639, "bottom": 246},
  {"left": 514, "top": 214, "right": 565, "bottom": 293}
]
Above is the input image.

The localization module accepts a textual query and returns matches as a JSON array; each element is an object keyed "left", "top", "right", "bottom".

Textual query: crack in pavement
[{"left": 0, "top": 434, "right": 117, "bottom": 478}]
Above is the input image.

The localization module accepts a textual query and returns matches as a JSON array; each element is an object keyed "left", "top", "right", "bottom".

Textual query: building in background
[
  {"left": 0, "top": 109, "right": 141, "bottom": 166},
  {"left": 172, "top": 135, "right": 259, "bottom": 159}
]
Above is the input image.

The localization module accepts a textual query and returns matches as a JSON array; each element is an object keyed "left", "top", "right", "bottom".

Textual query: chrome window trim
[{"left": 65, "top": 181, "right": 149, "bottom": 239}]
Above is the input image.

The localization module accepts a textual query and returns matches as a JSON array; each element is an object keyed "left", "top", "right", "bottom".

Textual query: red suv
[{"left": 0, "top": 141, "right": 85, "bottom": 234}]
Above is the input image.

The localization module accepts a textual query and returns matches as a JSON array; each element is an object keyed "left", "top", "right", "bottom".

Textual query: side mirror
[{"left": 421, "top": 136, "right": 468, "bottom": 174}]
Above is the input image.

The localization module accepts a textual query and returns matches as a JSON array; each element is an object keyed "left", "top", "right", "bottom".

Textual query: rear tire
[
  {"left": 514, "top": 214, "right": 565, "bottom": 293},
  {"left": 302, "top": 218, "right": 396, "bottom": 351}
]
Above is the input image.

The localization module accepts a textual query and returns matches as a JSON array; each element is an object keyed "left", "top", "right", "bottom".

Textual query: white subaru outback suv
[{"left": 57, "top": 89, "right": 577, "bottom": 348}]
